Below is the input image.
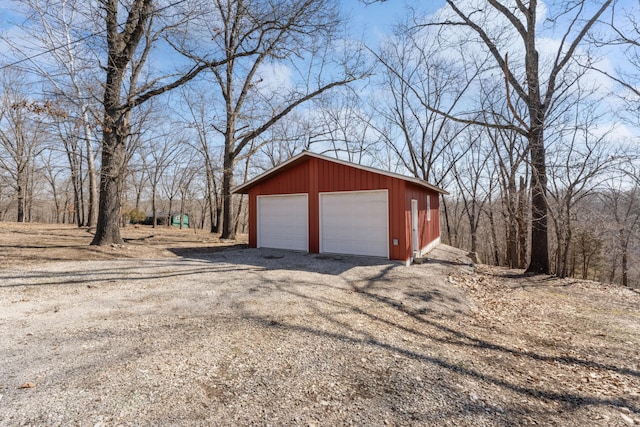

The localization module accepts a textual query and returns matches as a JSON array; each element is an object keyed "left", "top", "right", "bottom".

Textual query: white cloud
[{"left": 255, "top": 62, "right": 293, "bottom": 94}]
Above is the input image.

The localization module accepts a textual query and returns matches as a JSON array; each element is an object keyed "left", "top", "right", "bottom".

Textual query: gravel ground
[{"left": 1, "top": 244, "right": 638, "bottom": 426}]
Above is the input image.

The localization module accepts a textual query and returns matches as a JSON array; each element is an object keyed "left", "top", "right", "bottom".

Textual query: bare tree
[
  {"left": 90, "top": 0, "right": 245, "bottom": 245},
  {"left": 474, "top": 80, "right": 531, "bottom": 268},
  {"left": 450, "top": 127, "right": 492, "bottom": 256},
  {"left": 546, "top": 92, "right": 621, "bottom": 278},
  {"left": 140, "top": 131, "right": 180, "bottom": 228},
  {"left": 47, "top": 99, "right": 89, "bottom": 226},
  {"left": 41, "top": 150, "right": 66, "bottom": 223},
  {"left": 372, "top": 26, "right": 484, "bottom": 246},
  {"left": 373, "top": 25, "right": 477, "bottom": 184},
  {"left": 160, "top": 166, "right": 180, "bottom": 228},
  {"left": 4, "top": 0, "right": 101, "bottom": 227},
  {"left": 482, "top": 168, "right": 503, "bottom": 266},
  {"left": 258, "top": 111, "right": 322, "bottom": 168},
  {"left": 313, "top": 89, "right": 379, "bottom": 164},
  {"left": 0, "top": 70, "right": 49, "bottom": 222},
  {"left": 159, "top": 146, "right": 200, "bottom": 229},
  {"left": 572, "top": 224, "right": 603, "bottom": 280},
  {"left": 406, "top": 0, "right": 613, "bottom": 274},
  {"left": 588, "top": 1, "right": 640, "bottom": 114},
  {"left": 597, "top": 176, "right": 640, "bottom": 287},
  {"left": 177, "top": 86, "right": 225, "bottom": 233},
  {"left": 486, "top": 124, "right": 529, "bottom": 268},
  {"left": 177, "top": 0, "right": 365, "bottom": 239}
]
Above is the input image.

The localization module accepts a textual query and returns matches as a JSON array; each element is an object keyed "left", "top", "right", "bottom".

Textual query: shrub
[{"left": 128, "top": 208, "right": 147, "bottom": 224}]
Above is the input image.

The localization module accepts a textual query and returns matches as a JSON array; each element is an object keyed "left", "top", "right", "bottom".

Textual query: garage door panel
[
  {"left": 258, "top": 194, "right": 308, "bottom": 251},
  {"left": 320, "top": 191, "right": 388, "bottom": 257}
]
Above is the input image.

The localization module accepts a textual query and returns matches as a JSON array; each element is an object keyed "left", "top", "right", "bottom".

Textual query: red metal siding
[
  {"left": 316, "top": 157, "right": 389, "bottom": 192},
  {"left": 248, "top": 188, "right": 257, "bottom": 247},
  {"left": 247, "top": 156, "right": 430, "bottom": 262},
  {"left": 404, "top": 183, "right": 441, "bottom": 254},
  {"left": 431, "top": 192, "right": 440, "bottom": 244},
  {"left": 388, "top": 178, "right": 407, "bottom": 261},
  {"left": 308, "top": 159, "right": 320, "bottom": 253},
  {"left": 250, "top": 162, "right": 311, "bottom": 195}
]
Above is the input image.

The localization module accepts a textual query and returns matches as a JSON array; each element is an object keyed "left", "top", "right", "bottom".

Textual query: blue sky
[
  {"left": 345, "top": 0, "right": 404, "bottom": 36},
  {"left": 343, "top": 0, "right": 445, "bottom": 46},
  {"left": 0, "top": 0, "right": 415, "bottom": 74},
  {"left": 0, "top": 1, "right": 408, "bottom": 39},
  {"left": 0, "top": 0, "right": 637, "bottom": 142}
]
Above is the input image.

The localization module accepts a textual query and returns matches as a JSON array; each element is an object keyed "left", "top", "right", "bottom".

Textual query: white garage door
[
  {"left": 320, "top": 190, "right": 388, "bottom": 257},
  {"left": 258, "top": 194, "right": 308, "bottom": 251}
]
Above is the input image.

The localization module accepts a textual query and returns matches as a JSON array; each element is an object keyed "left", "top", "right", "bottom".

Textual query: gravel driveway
[
  {"left": 2, "top": 245, "right": 637, "bottom": 426},
  {"left": 1, "top": 245, "right": 483, "bottom": 426}
]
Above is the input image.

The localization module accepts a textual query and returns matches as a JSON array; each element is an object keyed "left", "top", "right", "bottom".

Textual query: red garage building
[{"left": 232, "top": 151, "right": 447, "bottom": 265}]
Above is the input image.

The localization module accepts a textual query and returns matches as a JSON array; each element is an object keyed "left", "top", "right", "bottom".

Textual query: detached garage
[{"left": 232, "top": 151, "right": 447, "bottom": 265}]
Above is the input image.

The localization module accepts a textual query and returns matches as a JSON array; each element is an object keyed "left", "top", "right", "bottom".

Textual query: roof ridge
[{"left": 232, "top": 151, "right": 448, "bottom": 195}]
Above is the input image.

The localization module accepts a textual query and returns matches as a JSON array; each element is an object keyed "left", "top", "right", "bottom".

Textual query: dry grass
[{"left": 0, "top": 222, "right": 247, "bottom": 267}]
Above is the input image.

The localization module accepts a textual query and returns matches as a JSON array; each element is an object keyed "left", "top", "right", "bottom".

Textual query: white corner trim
[{"left": 419, "top": 237, "right": 441, "bottom": 257}]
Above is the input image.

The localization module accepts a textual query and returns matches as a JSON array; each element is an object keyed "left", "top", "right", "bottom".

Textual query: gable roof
[{"left": 232, "top": 151, "right": 448, "bottom": 195}]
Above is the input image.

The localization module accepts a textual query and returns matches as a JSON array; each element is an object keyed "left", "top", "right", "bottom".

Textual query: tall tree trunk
[
  {"left": 78, "top": 150, "right": 85, "bottom": 226},
  {"left": 17, "top": 176, "right": 25, "bottom": 222},
  {"left": 621, "top": 229, "right": 629, "bottom": 287},
  {"left": 488, "top": 206, "right": 500, "bottom": 266},
  {"left": 468, "top": 206, "right": 478, "bottom": 254},
  {"left": 200, "top": 198, "right": 207, "bottom": 230},
  {"left": 51, "top": 182, "right": 60, "bottom": 223},
  {"left": 524, "top": 20, "right": 549, "bottom": 274},
  {"left": 558, "top": 215, "right": 572, "bottom": 278},
  {"left": 441, "top": 197, "right": 452, "bottom": 245},
  {"left": 152, "top": 187, "right": 158, "bottom": 228},
  {"left": 92, "top": 127, "right": 127, "bottom": 245},
  {"left": 205, "top": 171, "right": 215, "bottom": 233},
  {"left": 179, "top": 192, "right": 185, "bottom": 230},
  {"left": 65, "top": 145, "right": 83, "bottom": 226},
  {"left": 607, "top": 263, "right": 616, "bottom": 284},
  {"left": 135, "top": 180, "right": 143, "bottom": 211},
  {"left": 221, "top": 147, "right": 235, "bottom": 239},
  {"left": 72, "top": 172, "right": 82, "bottom": 226},
  {"left": 234, "top": 194, "right": 244, "bottom": 235},
  {"left": 570, "top": 242, "right": 577, "bottom": 278},
  {"left": 504, "top": 176, "right": 518, "bottom": 268},
  {"left": 91, "top": 0, "right": 150, "bottom": 245},
  {"left": 26, "top": 165, "right": 34, "bottom": 222},
  {"left": 167, "top": 196, "right": 174, "bottom": 228},
  {"left": 204, "top": 158, "right": 219, "bottom": 234},
  {"left": 207, "top": 190, "right": 215, "bottom": 233},
  {"left": 526, "top": 124, "right": 549, "bottom": 273},
  {"left": 92, "top": 38, "right": 129, "bottom": 243},
  {"left": 517, "top": 177, "right": 528, "bottom": 269},
  {"left": 621, "top": 250, "right": 628, "bottom": 287},
  {"left": 215, "top": 205, "right": 222, "bottom": 234},
  {"left": 506, "top": 226, "right": 518, "bottom": 267},
  {"left": 83, "top": 108, "right": 98, "bottom": 227}
]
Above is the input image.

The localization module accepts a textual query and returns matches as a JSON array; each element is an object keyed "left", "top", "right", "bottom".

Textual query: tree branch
[{"left": 234, "top": 77, "right": 358, "bottom": 157}]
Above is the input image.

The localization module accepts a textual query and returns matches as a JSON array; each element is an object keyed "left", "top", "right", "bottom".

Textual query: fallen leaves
[{"left": 18, "top": 382, "right": 36, "bottom": 389}]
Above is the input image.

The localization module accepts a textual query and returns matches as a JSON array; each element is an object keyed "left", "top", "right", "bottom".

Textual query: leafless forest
[{"left": 0, "top": 0, "right": 638, "bottom": 285}]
